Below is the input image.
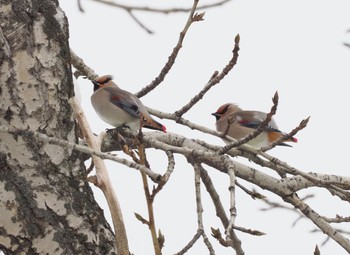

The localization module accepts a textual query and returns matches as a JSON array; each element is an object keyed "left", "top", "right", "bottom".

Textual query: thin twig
[
  {"left": 258, "top": 150, "right": 350, "bottom": 201},
  {"left": 284, "top": 193, "right": 350, "bottom": 253},
  {"left": 200, "top": 166, "right": 229, "bottom": 227},
  {"left": 261, "top": 116, "right": 310, "bottom": 151},
  {"left": 77, "top": 0, "right": 84, "bottom": 12},
  {"left": 173, "top": 230, "right": 203, "bottom": 255},
  {"left": 174, "top": 34, "right": 240, "bottom": 119},
  {"left": 89, "top": 0, "right": 232, "bottom": 14},
  {"left": 193, "top": 163, "right": 204, "bottom": 230},
  {"left": 323, "top": 215, "right": 350, "bottom": 223},
  {"left": 127, "top": 10, "right": 154, "bottom": 34},
  {"left": 233, "top": 225, "right": 265, "bottom": 236},
  {"left": 202, "top": 231, "right": 216, "bottom": 255},
  {"left": 211, "top": 228, "right": 233, "bottom": 247},
  {"left": 235, "top": 182, "right": 266, "bottom": 200},
  {"left": 174, "top": 71, "right": 219, "bottom": 119},
  {"left": 217, "top": 91, "right": 279, "bottom": 154},
  {"left": 193, "top": 163, "right": 215, "bottom": 255},
  {"left": 70, "top": 49, "right": 99, "bottom": 80},
  {"left": 222, "top": 157, "right": 239, "bottom": 246},
  {"left": 137, "top": 133, "right": 162, "bottom": 255},
  {"left": 0, "top": 125, "right": 161, "bottom": 181},
  {"left": 135, "top": 0, "right": 203, "bottom": 98},
  {"left": 151, "top": 151, "right": 175, "bottom": 199}
]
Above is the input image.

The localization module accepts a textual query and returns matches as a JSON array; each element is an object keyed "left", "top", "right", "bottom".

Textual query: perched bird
[
  {"left": 212, "top": 103, "right": 297, "bottom": 147},
  {"left": 91, "top": 75, "right": 166, "bottom": 132}
]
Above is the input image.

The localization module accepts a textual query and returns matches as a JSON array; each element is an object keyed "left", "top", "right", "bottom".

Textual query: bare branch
[
  {"left": 258, "top": 150, "right": 350, "bottom": 201},
  {"left": 222, "top": 156, "right": 238, "bottom": 241},
  {"left": 217, "top": 91, "right": 279, "bottom": 154},
  {"left": 77, "top": 0, "right": 85, "bottom": 12},
  {"left": 323, "top": 215, "right": 350, "bottom": 223},
  {"left": 0, "top": 125, "right": 162, "bottom": 182},
  {"left": 135, "top": 0, "right": 203, "bottom": 98},
  {"left": 137, "top": 139, "right": 162, "bottom": 255},
  {"left": 233, "top": 225, "right": 266, "bottom": 236},
  {"left": 70, "top": 97, "right": 130, "bottom": 253},
  {"left": 314, "top": 245, "right": 321, "bottom": 255},
  {"left": 199, "top": 164, "right": 244, "bottom": 254},
  {"left": 173, "top": 230, "right": 203, "bottom": 255},
  {"left": 261, "top": 116, "right": 310, "bottom": 151},
  {"left": 151, "top": 151, "right": 175, "bottom": 199},
  {"left": 127, "top": 10, "right": 154, "bottom": 34},
  {"left": 192, "top": 163, "right": 215, "bottom": 254},
  {"left": 284, "top": 193, "right": 350, "bottom": 252},
  {"left": 89, "top": 0, "right": 233, "bottom": 14},
  {"left": 200, "top": 167, "right": 229, "bottom": 227},
  {"left": 211, "top": 228, "right": 233, "bottom": 247},
  {"left": 174, "top": 34, "right": 240, "bottom": 119},
  {"left": 70, "top": 49, "right": 99, "bottom": 80},
  {"left": 235, "top": 183, "right": 266, "bottom": 200},
  {"left": 68, "top": 39, "right": 350, "bottom": 254}
]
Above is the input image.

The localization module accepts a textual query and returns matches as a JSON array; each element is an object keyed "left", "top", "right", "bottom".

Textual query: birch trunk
[{"left": 0, "top": 1, "right": 117, "bottom": 254}]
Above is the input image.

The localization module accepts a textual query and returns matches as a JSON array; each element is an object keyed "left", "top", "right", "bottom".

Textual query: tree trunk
[{"left": 0, "top": 1, "right": 117, "bottom": 254}]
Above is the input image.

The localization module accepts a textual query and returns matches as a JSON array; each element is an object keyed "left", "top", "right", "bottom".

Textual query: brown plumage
[
  {"left": 91, "top": 75, "right": 166, "bottom": 132},
  {"left": 212, "top": 103, "right": 297, "bottom": 147}
]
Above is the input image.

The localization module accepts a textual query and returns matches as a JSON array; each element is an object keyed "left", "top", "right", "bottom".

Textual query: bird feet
[{"left": 105, "top": 126, "right": 131, "bottom": 135}]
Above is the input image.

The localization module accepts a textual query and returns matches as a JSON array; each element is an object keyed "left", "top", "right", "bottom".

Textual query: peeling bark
[{"left": 0, "top": 1, "right": 117, "bottom": 254}]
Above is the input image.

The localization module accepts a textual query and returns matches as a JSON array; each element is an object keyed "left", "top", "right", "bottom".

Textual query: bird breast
[{"left": 91, "top": 89, "right": 138, "bottom": 128}]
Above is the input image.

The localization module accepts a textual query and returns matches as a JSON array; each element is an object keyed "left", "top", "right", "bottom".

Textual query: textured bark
[{"left": 0, "top": 1, "right": 117, "bottom": 254}]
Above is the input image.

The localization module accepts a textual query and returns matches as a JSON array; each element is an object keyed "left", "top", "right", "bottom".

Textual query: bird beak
[
  {"left": 92, "top": 80, "right": 100, "bottom": 92},
  {"left": 211, "top": 112, "right": 220, "bottom": 121}
]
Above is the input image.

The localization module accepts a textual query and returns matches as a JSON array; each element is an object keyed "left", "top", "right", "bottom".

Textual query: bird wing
[
  {"left": 106, "top": 87, "right": 166, "bottom": 132},
  {"left": 106, "top": 87, "right": 141, "bottom": 118},
  {"left": 235, "top": 110, "right": 282, "bottom": 133}
]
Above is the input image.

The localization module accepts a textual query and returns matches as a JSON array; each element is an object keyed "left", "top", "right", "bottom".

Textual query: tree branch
[
  {"left": 174, "top": 34, "right": 240, "bottom": 119},
  {"left": 88, "top": 0, "right": 233, "bottom": 14},
  {"left": 137, "top": 139, "right": 162, "bottom": 255},
  {"left": 135, "top": 0, "right": 204, "bottom": 98},
  {"left": 70, "top": 49, "right": 99, "bottom": 80},
  {"left": 191, "top": 162, "right": 216, "bottom": 254},
  {"left": 261, "top": 116, "right": 310, "bottom": 151},
  {"left": 284, "top": 193, "right": 350, "bottom": 253},
  {"left": 70, "top": 97, "right": 130, "bottom": 254},
  {"left": 217, "top": 91, "right": 279, "bottom": 154}
]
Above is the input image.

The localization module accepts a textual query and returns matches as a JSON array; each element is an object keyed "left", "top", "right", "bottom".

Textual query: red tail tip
[
  {"left": 292, "top": 137, "right": 298, "bottom": 143},
  {"left": 162, "top": 125, "right": 167, "bottom": 133}
]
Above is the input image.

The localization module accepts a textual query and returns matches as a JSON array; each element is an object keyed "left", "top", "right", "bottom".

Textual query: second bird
[
  {"left": 91, "top": 75, "right": 166, "bottom": 132},
  {"left": 212, "top": 103, "right": 297, "bottom": 147}
]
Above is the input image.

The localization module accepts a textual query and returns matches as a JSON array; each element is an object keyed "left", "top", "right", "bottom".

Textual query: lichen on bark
[{"left": 0, "top": 1, "right": 117, "bottom": 254}]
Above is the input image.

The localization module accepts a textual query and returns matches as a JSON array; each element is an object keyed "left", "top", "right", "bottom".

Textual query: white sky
[{"left": 60, "top": 0, "right": 350, "bottom": 254}]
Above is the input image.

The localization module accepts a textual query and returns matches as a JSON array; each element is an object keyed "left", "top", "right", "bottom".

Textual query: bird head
[
  {"left": 92, "top": 75, "right": 113, "bottom": 91},
  {"left": 211, "top": 103, "right": 232, "bottom": 121}
]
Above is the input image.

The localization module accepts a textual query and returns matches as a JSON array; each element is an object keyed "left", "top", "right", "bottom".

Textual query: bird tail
[
  {"left": 142, "top": 115, "right": 166, "bottom": 132},
  {"left": 268, "top": 131, "right": 297, "bottom": 146},
  {"left": 144, "top": 123, "right": 167, "bottom": 132}
]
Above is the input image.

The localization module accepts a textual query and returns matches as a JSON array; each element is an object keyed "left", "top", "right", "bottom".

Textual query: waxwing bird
[
  {"left": 211, "top": 103, "right": 297, "bottom": 147},
  {"left": 91, "top": 75, "right": 166, "bottom": 132}
]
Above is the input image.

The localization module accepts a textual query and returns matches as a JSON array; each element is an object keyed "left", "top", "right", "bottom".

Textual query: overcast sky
[{"left": 60, "top": 0, "right": 350, "bottom": 254}]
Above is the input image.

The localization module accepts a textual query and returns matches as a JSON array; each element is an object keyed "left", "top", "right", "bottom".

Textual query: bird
[
  {"left": 90, "top": 75, "right": 166, "bottom": 132},
  {"left": 211, "top": 103, "right": 297, "bottom": 147}
]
